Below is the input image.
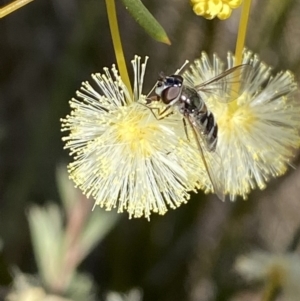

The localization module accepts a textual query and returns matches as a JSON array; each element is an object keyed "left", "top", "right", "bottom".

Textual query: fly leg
[
  {"left": 138, "top": 98, "right": 174, "bottom": 120},
  {"left": 182, "top": 118, "right": 190, "bottom": 141}
]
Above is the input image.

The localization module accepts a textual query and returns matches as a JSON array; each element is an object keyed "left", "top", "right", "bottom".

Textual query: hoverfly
[{"left": 150, "top": 64, "right": 253, "bottom": 201}]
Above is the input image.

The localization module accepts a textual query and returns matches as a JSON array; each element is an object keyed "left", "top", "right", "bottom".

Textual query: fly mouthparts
[{"left": 146, "top": 95, "right": 160, "bottom": 104}]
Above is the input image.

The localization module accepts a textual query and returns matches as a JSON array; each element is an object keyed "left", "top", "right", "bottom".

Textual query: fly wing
[
  {"left": 194, "top": 65, "right": 253, "bottom": 103},
  {"left": 185, "top": 117, "right": 225, "bottom": 201}
]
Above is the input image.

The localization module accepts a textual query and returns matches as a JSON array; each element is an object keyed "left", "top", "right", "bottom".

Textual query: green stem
[
  {"left": 261, "top": 278, "right": 280, "bottom": 301},
  {"left": 229, "top": 0, "right": 252, "bottom": 112},
  {"left": 234, "top": 0, "right": 252, "bottom": 65},
  {"left": 0, "top": 0, "right": 33, "bottom": 18},
  {"left": 105, "top": 0, "right": 133, "bottom": 96}
]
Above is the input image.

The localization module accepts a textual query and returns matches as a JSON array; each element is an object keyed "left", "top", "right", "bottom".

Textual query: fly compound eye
[
  {"left": 161, "top": 86, "right": 181, "bottom": 104},
  {"left": 155, "top": 74, "right": 182, "bottom": 101}
]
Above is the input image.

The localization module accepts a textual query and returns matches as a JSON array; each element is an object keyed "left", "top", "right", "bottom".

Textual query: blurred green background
[{"left": 1, "top": 0, "right": 300, "bottom": 300}]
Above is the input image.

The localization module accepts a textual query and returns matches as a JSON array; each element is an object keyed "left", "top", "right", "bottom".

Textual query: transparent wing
[
  {"left": 185, "top": 117, "right": 225, "bottom": 201},
  {"left": 194, "top": 65, "right": 253, "bottom": 103}
]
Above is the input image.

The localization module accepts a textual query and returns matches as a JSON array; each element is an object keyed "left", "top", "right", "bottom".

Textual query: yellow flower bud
[{"left": 191, "top": 0, "right": 242, "bottom": 20}]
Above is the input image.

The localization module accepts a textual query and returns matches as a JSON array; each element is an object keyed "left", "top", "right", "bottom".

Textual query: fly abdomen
[{"left": 195, "top": 110, "right": 218, "bottom": 151}]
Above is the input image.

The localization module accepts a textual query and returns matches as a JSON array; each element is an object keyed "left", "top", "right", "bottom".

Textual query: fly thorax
[{"left": 181, "top": 86, "right": 204, "bottom": 113}]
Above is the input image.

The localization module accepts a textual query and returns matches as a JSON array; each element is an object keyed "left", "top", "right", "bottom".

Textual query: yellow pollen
[
  {"left": 118, "top": 123, "right": 143, "bottom": 139},
  {"left": 218, "top": 103, "right": 256, "bottom": 135},
  {"left": 115, "top": 109, "right": 158, "bottom": 155}
]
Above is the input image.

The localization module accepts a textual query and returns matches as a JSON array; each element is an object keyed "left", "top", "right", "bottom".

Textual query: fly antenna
[
  {"left": 174, "top": 60, "right": 189, "bottom": 75},
  {"left": 158, "top": 71, "right": 165, "bottom": 80}
]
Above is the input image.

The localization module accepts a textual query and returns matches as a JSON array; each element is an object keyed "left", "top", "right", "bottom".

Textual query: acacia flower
[
  {"left": 235, "top": 251, "right": 300, "bottom": 301},
  {"left": 106, "top": 289, "right": 142, "bottom": 301},
  {"left": 183, "top": 50, "right": 300, "bottom": 200},
  {"left": 6, "top": 271, "right": 72, "bottom": 301},
  {"left": 61, "top": 56, "right": 212, "bottom": 219},
  {"left": 191, "top": 0, "right": 242, "bottom": 20}
]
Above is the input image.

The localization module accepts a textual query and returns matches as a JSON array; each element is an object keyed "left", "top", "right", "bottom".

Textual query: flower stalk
[
  {"left": 0, "top": 0, "right": 33, "bottom": 18},
  {"left": 105, "top": 0, "right": 133, "bottom": 97},
  {"left": 234, "top": 0, "right": 252, "bottom": 66},
  {"left": 230, "top": 0, "right": 252, "bottom": 112},
  {"left": 261, "top": 279, "right": 280, "bottom": 301}
]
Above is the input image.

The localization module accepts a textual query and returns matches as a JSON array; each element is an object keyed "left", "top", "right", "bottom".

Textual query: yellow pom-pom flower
[
  {"left": 183, "top": 50, "right": 300, "bottom": 200},
  {"left": 191, "top": 0, "right": 243, "bottom": 20},
  {"left": 61, "top": 56, "right": 213, "bottom": 219}
]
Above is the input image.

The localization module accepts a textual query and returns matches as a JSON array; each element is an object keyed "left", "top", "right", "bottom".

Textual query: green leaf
[
  {"left": 120, "top": 0, "right": 171, "bottom": 45},
  {"left": 28, "top": 204, "right": 65, "bottom": 288},
  {"left": 79, "top": 210, "right": 119, "bottom": 260}
]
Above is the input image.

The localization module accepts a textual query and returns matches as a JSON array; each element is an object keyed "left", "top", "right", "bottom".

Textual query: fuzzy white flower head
[
  {"left": 105, "top": 289, "right": 142, "bottom": 301},
  {"left": 235, "top": 251, "right": 300, "bottom": 301},
  {"left": 5, "top": 271, "right": 73, "bottom": 301},
  {"left": 183, "top": 50, "right": 300, "bottom": 200},
  {"left": 61, "top": 56, "right": 212, "bottom": 219}
]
